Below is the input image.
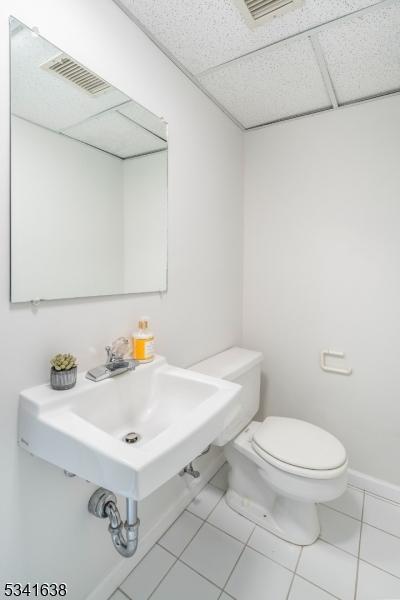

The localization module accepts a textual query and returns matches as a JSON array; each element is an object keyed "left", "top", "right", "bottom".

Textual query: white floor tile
[
  {"left": 151, "top": 560, "right": 220, "bottom": 600},
  {"left": 181, "top": 522, "right": 243, "bottom": 587},
  {"left": 159, "top": 510, "right": 203, "bottom": 556},
  {"left": 360, "top": 524, "right": 400, "bottom": 578},
  {"left": 210, "top": 462, "right": 230, "bottom": 491},
  {"left": 208, "top": 496, "right": 255, "bottom": 542},
  {"left": 247, "top": 526, "right": 301, "bottom": 571},
  {"left": 120, "top": 545, "right": 175, "bottom": 600},
  {"left": 324, "top": 486, "right": 364, "bottom": 520},
  {"left": 187, "top": 484, "right": 224, "bottom": 519},
  {"left": 288, "top": 576, "right": 337, "bottom": 600},
  {"left": 356, "top": 560, "right": 400, "bottom": 600},
  {"left": 109, "top": 591, "right": 127, "bottom": 600},
  {"left": 363, "top": 494, "right": 400, "bottom": 538},
  {"left": 297, "top": 539, "right": 357, "bottom": 600},
  {"left": 219, "top": 595, "right": 234, "bottom": 600},
  {"left": 318, "top": 505, "right": 362, "bottom": 556},
  {"left": 225, "top": 547, "right": 292, "bottom": 600}
]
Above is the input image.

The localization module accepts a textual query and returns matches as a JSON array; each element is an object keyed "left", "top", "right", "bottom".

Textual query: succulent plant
[{"left": 50, "top": 353, "right": 78, "bottom": 371}]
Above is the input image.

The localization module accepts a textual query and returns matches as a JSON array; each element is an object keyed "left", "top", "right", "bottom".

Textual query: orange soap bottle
[{"left": 132, "top": 317, "right": 154, "bottom": 363}]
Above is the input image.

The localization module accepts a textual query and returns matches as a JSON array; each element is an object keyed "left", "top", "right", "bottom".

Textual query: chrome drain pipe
[{"left": 88, "top": 488, "right": 139, "bottom": 558}]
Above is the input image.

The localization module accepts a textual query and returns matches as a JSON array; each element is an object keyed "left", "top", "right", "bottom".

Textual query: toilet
[{"left": 191, "top": 346, "right": 348, "bottom": 546}]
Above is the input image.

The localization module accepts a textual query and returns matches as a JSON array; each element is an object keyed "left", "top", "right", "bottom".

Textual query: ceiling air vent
[
  {"left": 233, "top": 0, "right": 304, "bottom": 28},
  {"left": 41, "top": 53, "right": 111, "bottom": 96}
]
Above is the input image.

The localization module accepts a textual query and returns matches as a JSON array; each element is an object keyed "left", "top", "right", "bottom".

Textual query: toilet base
[{"left": 226, "top": 487, "right": 320, "bottom": 546}]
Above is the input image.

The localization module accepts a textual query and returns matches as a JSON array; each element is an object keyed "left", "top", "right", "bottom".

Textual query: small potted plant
[{"left": 50, "top": 353, "right": 78, "bottom": 390}]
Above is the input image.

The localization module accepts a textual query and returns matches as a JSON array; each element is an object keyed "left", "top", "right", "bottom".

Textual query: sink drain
[{"left": 123, "top": 432, "right": 141, "bottom": 444}]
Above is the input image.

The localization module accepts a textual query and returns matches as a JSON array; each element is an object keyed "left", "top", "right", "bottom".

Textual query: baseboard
[
  {"left": 348, "top": 468, "right": 400, "bottom": 504},
  {"left": 86, "top": 452, "right": 225, "bottom": 600}
]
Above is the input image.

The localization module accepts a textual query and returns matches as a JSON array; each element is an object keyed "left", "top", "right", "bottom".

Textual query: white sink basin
[{"left": 18, "top": 356, "right": 240, "bottom": 499}]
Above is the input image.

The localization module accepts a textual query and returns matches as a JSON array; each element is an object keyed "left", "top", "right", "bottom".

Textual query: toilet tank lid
[{"left": 190, "top": 347, "right": 263, "bottom": 381}]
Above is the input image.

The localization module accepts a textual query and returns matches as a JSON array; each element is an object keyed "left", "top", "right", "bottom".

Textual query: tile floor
[{"left": 110, "top": 463, "right": 400, "bottom": 600}]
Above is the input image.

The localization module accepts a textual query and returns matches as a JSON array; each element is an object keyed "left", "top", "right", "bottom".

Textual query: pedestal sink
[{"left": 18, "top": 356, "right": 241, "bottom": 499}]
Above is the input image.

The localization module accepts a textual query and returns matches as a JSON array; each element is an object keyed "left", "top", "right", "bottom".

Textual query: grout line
[
  {"left": 185, "top": 486, "right": 225, "bottom": 520},
  {"left": 161, "top": 507, "right": 205, "bottom": 536},
  {"left": 147, "top": 517, "right": 209, "bottom": 600},
  {"left": 238, "top": 531, "right": 298, "bottom": 575},
  {"left": 144, "top": 502, "right": 211, "bottom": 600},
  {"left": 157, "top": 509, "right": 205, "bottom": 555},
  {"left": 207, "top": 462, "right": 228, "bottom": 492},
  {"left": 293, "top": 547, "right": 302, "bottom": 575},
  {"left": 321, "top": 501, "right": 363, "bottom": 522},
  {"left": 206, "top": 512, "right": 302, "bottom": 576},
  {"left": 285, "top": 548, "right": 302, "bottom": 600},
  {"left": 114, "top": 589, "right": 132, "bottom": 600},
  {"left": 206, "top": 501, "right": 256, "bottom": 545},
  {"left": 157, "top": 518, "right": 204, "bottom": 559},
  {"left": 244, "top": 522, "right": 257, "bottom": 544},
  {"left": 133, "top": 485, "right": 227, "bottom": 598},
  {"left": 219, "top": 592, "right": 235, "bottom": 600},
  {"left": 318, "top": 537, "right": 359, "bottom": 559},
  {"left": 221, "top": 542, "right": 247, "bottom": 594},
  {"left": 315, "top": 536, "right": 360, "bottom": 560},
  {"left": 295, "top": 574, "right": 342, "bottom": 599},
  {"left": 207, "top": 517, "right": 255, "bottom": 547},
  {"left": 358, "top": 558, "right": 400, "bottom": 582},
  {"left": 146, "top": 558, "right": 178, "bottom": 599},
  {"left": 178, "top": 556, "right": 226, "bottom": 591},
  {"left": 364, "top": 489, "right": 400, "bottom": 508},
  {"left": 362, "top": 521, "right": 400, "bottom": 542},
  {"left": 322, "top": 488, "right": 400, "bottom": 537},
  {"left": 353, "top": 490, "right": 365, "bottom": 600},
  {"left": 118, "top": 542, "right": 162, "bottom": 592},
  {"left": 218, "top": 591, "right": 235, "bottom": 600}
]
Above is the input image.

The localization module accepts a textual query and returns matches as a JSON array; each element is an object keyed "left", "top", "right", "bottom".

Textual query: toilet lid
[{"left": 252, "top": 417, "right": 347, "bottom": 471}]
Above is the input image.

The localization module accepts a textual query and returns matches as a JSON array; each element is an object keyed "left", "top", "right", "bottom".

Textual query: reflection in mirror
[{"left": 10, "top": 17, "right": 168, "bottom": 302}]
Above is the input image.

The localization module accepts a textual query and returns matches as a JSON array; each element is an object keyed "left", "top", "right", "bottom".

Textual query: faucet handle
[
  {"left": 106, "top": 337, "right": 130, "bottom": 362},
  {"left": 105, "top": 345, "right": 114, "bottom": 363}
]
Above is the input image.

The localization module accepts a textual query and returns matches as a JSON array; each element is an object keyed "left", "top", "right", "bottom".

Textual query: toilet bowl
[
  {"left": 225, "top": 419, "right": 347, "bottom": 545},
  {"left": 191, "top": 347, "right": 348, "bottom": 546}
]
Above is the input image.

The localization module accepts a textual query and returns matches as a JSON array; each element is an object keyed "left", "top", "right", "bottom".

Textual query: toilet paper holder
[{"left": 320, "top": 350, "right": 352, "bottom": 376}]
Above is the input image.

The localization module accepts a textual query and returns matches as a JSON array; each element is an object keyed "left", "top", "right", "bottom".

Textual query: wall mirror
[{"left": 10, "top": 17, "right": 168, "bottom": 303}]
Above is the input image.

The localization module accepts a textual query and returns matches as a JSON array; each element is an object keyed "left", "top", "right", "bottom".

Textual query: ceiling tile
[
  {"left": 62, "top": 111, "right": 167, "bottom": 158},
  {"left": 120, "top": 0, "right": 381, "bottom": 74},
  {"left": 318, "top": 3, "right": 400, "bottom": 104},
  {"left": 118, "top": 101, "right": 167, "bottom": 140},
  {"left": 11, "top": 25, "right": 129, "bottom": 131},
  {"left": 198, "top": 37, "right": 331, "bottom": 127}
]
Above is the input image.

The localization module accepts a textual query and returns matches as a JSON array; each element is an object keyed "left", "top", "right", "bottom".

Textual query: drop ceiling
[
  {"left": 113, "top": 0, "right": 400, "bottom": 129},
  {"left": 10, "top": 21, "right": 167, "bottom": 158}
]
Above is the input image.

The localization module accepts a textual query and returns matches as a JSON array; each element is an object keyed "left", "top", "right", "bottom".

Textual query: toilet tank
[{"left": 190, "top": 347, "right": 263, "bottom": 446}]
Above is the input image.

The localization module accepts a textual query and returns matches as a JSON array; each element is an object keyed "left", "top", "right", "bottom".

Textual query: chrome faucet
[
  {"left": 86, "top": 338, "right": 137, "bottom": 382},
  {"left": 105, "top": 344, "right": 122, "bottom": 364}
]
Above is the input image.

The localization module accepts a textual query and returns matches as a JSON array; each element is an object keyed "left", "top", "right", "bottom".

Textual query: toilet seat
[{"left": 252, "top": 417, "right": 347, "bottom": 479}]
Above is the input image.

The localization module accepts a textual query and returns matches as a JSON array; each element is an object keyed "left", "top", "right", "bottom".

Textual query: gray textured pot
[{"left": 50, "top": 366, "right": 77, "bottom": 390}]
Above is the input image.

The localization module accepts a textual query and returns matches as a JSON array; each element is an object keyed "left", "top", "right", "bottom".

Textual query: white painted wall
[
  {"left": 0, "top": 1, "right": 243, "bottom": 597},
  {"left": 11, "top": 116, "right": 124, "bottom": 301},
  {"left": 123, "top": 151, "right": 168, "bottom": 292},
  {"left": 243, "top": 95, "right": 400, "bottom": 486}
]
